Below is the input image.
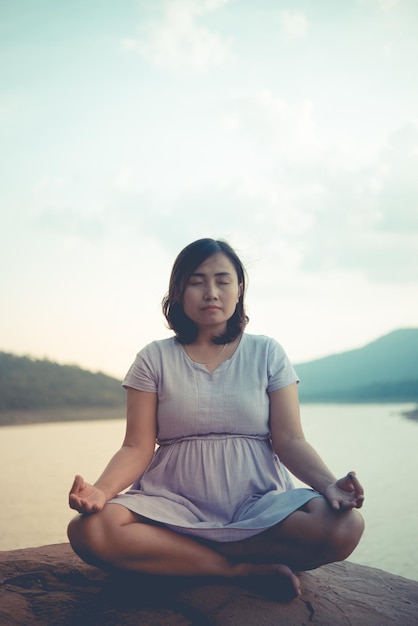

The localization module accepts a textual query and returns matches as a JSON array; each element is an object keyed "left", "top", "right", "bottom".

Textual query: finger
[
  {"left": 340, "top": 499, "right": 356, "bottom": 510},
  {"left": 355, "top": 494, "right": 365, "bottom": 508},
  {"left": 330, "top": 498, "right": 341, "bottom": 511},
  {"left": 69, "top": 474, "right": 84, "bottom": 496},
  {"left": 335, "top": 478, "right": 354, "bottom": 495},
  {"left": 340, "top": 488, "right": 365, "bottom": 510},
  {"left": 68, "top": 493, "right": 83, "bottom": 512},
  {"left": 82, "top": 501, "right": 101, "bottom": 514},
  {"left": 69, "top": 495, "right": 95, "bottom": 514},
  {"left": 347, "top": 471, "right": 364, "bottom": 497},
  {"left": 337, "top": 472, "right": 359, "bottom": 492}
]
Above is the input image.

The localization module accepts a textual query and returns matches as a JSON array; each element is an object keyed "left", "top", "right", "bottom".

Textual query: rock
[
  {"left": 402, "top": 406, "right": 418, "bottom": 421},
  {"left": 0, "top": 544, "right": 417, "bottom": 625}
]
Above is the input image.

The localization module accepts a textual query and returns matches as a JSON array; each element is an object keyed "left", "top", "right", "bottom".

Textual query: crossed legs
[
  {"left": 205, "top": 497, "right": 365, "bottom": 570},
  {"left": 67, "top": 497, "right": 364, "bottom": 596}
]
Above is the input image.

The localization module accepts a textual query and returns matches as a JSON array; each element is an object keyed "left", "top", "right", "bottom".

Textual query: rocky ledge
[{"left": 1, "top": 544, "right": 417, "bottom": 625}]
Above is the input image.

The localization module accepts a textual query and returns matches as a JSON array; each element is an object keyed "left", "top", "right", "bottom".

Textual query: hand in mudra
[
  {"left": 69, "top": 474, "right": 106, "bottom": 514},
  {"left": 325, "top": 472, "right": 364, "bottom": 511}
]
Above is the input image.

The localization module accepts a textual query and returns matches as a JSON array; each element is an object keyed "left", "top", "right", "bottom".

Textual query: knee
[
  {"left": 67, "top": 514, "right": 106, "bottom": 567},
  {"left": 67, "top": 515, "right": 90, "bottom": 557},
  {"left": 328, "top": 509, "right": 365, "bottom": 562}
]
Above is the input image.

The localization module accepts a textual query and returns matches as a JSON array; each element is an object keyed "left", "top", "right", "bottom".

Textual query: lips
[{"left": 202, "top": 305, "right": 221, "bottom": 311}]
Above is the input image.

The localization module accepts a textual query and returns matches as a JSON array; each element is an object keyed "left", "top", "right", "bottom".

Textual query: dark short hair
[{"left": 162, "top": 238, "right": 248, "bottom": 344}]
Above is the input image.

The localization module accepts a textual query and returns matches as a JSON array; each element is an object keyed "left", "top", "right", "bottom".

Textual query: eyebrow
[{"left": 190, "top": 271, "right": 233, "bottom": 277}]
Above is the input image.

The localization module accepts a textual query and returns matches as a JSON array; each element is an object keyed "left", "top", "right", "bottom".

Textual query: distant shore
[{"left": 1, "top": 402, "right": 417, "bottom": 427}]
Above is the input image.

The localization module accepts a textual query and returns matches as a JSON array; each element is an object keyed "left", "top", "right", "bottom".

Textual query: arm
[
  {"left": 69, "top": 388, "right": 157, "bottom": 513},
  {"left": 269, "top": 383, "right": 364, "bottom": 510}
]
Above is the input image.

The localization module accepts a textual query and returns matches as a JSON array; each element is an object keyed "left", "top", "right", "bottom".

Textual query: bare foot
[{"left": 233, "top": 562, "right": 301, "bottom": 600}]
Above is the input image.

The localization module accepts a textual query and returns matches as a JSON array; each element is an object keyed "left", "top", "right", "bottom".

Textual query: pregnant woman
[{"left": 68, "top": 237, "right": 364, "bottom": 598}]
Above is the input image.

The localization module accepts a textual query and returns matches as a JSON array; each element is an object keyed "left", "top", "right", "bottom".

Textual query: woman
[{"left": 68, "top": 238, "right": 364, "bottom": 597}]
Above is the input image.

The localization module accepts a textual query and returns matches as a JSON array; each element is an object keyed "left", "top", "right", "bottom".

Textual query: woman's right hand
[{"left": 68, "top": 474, "right": 106, "bottom": 514}]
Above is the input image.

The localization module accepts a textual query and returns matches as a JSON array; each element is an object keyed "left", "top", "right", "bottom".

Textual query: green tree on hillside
[{"left": 0, "top": 353, "right": 124, "bottom": 410}]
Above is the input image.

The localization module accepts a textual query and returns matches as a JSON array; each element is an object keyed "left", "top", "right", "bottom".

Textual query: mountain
[
  {"left": 0, "top": 352, "right": 124, "bottom": 412},
  {"left": 1, "top": 328, "right": 417, "bottom": 420},
  {"left": 294, "top": 328, "right": 418, "bottom": 402}
]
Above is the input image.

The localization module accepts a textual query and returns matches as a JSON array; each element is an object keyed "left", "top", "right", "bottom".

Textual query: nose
[{"left": 204, "top": 281, "right": 219, "bottom": 300}]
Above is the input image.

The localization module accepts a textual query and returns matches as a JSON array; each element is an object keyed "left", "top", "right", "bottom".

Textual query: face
[{"left": 182, "top": 253, "right": 242, "bottom": 333}]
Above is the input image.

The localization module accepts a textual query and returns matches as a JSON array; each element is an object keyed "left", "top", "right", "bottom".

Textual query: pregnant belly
[{"left": 139, "top": 436, "right": 289, "bottom": 513}]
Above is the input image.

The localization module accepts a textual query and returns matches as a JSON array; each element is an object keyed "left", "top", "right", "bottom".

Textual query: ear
[{"left": 238, "top": 283, "right": 243, "bottom": 300}]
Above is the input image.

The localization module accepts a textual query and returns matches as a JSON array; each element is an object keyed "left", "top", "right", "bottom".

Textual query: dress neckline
[{"left": 179, "top": 333, "right": 245, "bottom": 374}]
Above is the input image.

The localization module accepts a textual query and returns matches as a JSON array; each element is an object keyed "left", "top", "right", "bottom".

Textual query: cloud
[
  {"left": 215, "top": 93, "right": 418, "bottom": 284},
  {"left": 26, "top": 84, "right": 418, "bottom": 289},
  {"left": 278, "top": 10, "right": 309, "bottom": 41},
  {"left": 121, "top": 0, "right": 232, "bottom": 72},
  {"left": 29, "top": 175, "right": 108, "bottom": 242},
  {"left": 375, "top": 122, "right": 418, "bottom": 232},
  {"left": 221, "top": 90, "right": 321, "bottom": 163},
  {"left": 295, "top": 123, "right": 418, "bottom": 282}
]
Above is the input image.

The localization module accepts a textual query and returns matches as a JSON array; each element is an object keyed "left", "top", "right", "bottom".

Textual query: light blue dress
[{"left": 109, "top": 333, "right": 321, "bottom": 542}]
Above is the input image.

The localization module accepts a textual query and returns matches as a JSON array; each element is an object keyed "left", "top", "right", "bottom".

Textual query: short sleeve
[
  {"left": 122, "top": 343, "right": 159, "bottom": 393},
  {"left": 266, "top": 338, "right": 299, "bottom": 392}
]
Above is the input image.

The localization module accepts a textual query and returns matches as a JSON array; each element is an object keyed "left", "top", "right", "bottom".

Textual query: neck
[
  {"left": 183, "top": 341, "right": 228, "bottom": 366},
  {"left": 193, "top": 326, "right": 227, "bottom": 346}
]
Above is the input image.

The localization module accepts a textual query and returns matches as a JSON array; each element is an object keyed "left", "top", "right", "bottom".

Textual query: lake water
[{"left": 1, "top": 403, "right": 417, "bottom": 582}]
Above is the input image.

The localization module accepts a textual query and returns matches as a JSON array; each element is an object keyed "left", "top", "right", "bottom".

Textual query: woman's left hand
[{"left": 324, "top": 472, "right": 365, "bottom": 511}]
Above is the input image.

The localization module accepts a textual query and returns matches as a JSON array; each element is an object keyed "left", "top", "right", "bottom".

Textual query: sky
[{"left": 1, "top": 0, "right": 417, "bottom": 379}]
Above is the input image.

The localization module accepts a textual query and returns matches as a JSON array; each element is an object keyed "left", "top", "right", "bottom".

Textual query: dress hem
[{"left": 108, "top": 488, "right": 322, "bottom": 543}]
